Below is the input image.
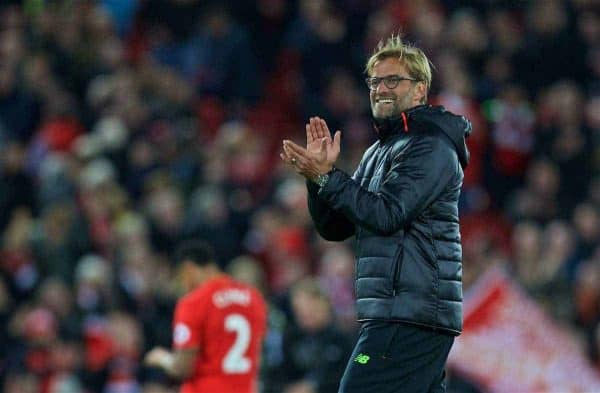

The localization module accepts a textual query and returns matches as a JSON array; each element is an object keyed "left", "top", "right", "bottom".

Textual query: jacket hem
[{"left": 356, "top": 317, "right": 461, "bottom": 336}]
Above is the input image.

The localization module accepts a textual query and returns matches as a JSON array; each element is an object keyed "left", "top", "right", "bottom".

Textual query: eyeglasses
[{"left": 365, "top": 75, "right": 419, "bottom": 91}]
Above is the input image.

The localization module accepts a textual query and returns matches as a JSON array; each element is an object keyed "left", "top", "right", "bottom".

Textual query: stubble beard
[
  {"left": 372, "top": 101, "right": 400, "bottom": 119},
  {"left": 371, "top": 91, "right": 414, "bottom": 121}
]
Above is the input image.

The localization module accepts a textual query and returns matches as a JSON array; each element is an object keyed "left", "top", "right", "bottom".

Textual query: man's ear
[{"left": 417, "top": 81, "right": 427, "bottom": 103}]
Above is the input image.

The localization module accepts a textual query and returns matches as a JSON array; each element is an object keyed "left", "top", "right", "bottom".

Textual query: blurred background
[{"left": 0, "top": 0, "right": 598, "bottom": 392}]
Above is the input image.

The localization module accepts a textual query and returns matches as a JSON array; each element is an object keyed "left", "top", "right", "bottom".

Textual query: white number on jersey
[{"left": 222, "top": 313, "right": 251, "bottom": 374}]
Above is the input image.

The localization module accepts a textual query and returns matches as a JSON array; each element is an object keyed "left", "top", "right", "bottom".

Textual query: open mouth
[{"left": 376, "top": 98, "right": 395, "bottom": 104}]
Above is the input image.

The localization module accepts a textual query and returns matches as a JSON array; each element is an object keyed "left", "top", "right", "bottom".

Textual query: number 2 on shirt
[{"left": 222, "top": 313, "right": 251, "bottom": 374}]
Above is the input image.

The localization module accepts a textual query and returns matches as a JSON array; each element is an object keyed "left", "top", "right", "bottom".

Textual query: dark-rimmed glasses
[{"left": 365, "top": 75, "right": 419, "bottom": 91}]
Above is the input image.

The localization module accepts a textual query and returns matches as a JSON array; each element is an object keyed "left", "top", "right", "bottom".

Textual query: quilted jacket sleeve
[
  {"left": 306, "top": 180, "right": 355, "bottom": 241},
  {"left": 317, "top": 135, "right": 457, "bottom": 236}
]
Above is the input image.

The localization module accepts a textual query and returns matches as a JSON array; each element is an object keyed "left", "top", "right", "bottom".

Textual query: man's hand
[
  {"left": 306, "top": 117, "right": 328, "bottom": 152},
  {"left": 281, "top": 117, "right": 341, "bottom": 181},
  {"left": 144, "top": 346, "right": 197, "bottom": 379},
  {"left": 144, "top": 347, "right": 174, "bottom": 370}
]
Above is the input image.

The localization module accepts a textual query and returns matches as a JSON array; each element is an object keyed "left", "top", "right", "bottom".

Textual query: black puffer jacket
[{"left": 307, "top": 105, "right": 471, "bottom": 335}]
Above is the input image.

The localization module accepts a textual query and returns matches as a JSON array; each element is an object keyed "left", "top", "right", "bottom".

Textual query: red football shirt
[{"left": 172, "top": 275, "right": 267, "bottom": 393}]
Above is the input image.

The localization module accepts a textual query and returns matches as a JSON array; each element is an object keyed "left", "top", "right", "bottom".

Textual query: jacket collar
[{"left": 372, "top": 105, "right": 429, "bottom": 141}]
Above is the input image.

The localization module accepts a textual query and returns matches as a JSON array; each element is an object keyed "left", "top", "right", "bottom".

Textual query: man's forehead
[{"left": 371, "top": 57, "right": 407, "bottom": 75}]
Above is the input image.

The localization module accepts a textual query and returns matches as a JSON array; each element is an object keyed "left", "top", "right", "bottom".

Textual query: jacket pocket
[
  {"left": 382, "top": 323, "right": 402, "bottom": 359},
  {"left": 391, "top": 234, "right": 405, "bottom": 295},
  {"left": 426, "top": 221, "right": 439, "bottom": 269}
]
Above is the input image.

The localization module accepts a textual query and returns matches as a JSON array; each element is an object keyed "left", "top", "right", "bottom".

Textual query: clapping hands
[{"left": 281, "top": 117, "right": 341, "bottom": 182}]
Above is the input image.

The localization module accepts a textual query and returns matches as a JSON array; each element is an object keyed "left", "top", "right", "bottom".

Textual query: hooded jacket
[{"left": 307, "top": 105, "right": 471, "bottom": 335}]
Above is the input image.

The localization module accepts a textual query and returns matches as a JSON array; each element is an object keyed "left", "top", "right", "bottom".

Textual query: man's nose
[{"left": 375, "top": 81, "right": 392, "bottom": 94}]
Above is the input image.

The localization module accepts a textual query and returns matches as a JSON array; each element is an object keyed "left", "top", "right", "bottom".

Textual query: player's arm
[{"left": 144, "top": 346, "right": 198, "bottom": 379}]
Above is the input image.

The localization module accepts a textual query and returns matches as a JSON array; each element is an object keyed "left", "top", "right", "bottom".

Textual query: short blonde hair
[{"left": 365, "top": 34, "right": 433, "bottom": 99}]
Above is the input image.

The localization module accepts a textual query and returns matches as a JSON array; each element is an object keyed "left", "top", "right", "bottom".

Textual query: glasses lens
[
  {"left": 366, "top": 78, "right": 377, "bottom": 90},
  {"left": 383, "top": 76, "right": 401, "bottom": 89}
]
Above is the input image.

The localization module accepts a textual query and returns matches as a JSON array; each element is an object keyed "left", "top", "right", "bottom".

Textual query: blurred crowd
[{"left": 0, "top": 0, "right": 598, "bottom": 392}]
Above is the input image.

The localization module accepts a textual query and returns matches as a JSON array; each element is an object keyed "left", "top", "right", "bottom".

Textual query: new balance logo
[{"left": 354, "top": 353, "right": 370, "bottom": 364}]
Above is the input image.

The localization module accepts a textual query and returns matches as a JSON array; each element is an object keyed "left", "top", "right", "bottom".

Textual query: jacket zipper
[{"left": 392, "top": 235, "right": 404, "bottom": 296}]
